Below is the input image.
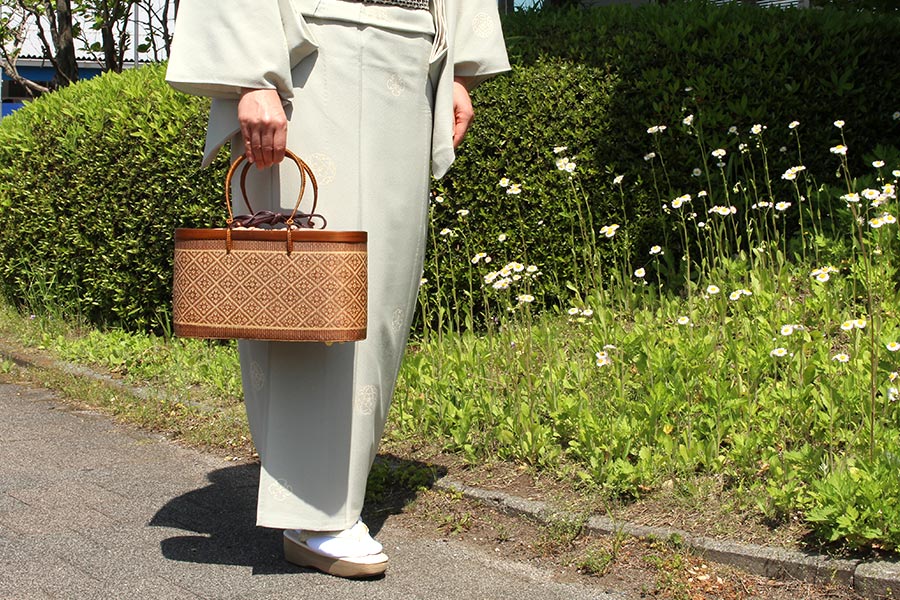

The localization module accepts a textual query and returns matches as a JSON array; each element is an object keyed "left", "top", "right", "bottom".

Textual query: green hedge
[
  {"left": 0, "top": 64, "right": 229, "bottom": 330},
  {"left": 0, "top": 2, "right": 898, "bottom": 332},
  {"left": 428, "top": 0, "right": 900, "bottom": 322},
  {"left": 500, "top": 0, "right": 900, "bottom": 182}
]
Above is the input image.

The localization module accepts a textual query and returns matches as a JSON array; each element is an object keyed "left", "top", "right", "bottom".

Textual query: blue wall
[
  {"left": 10, "top": 64, "right": 104, "bottom": 82},
  {"left": 2, "top": 64, "right": 105, "bottom": 118},
  {"left": 1, "top": 103, "right": 23, "bottom": 117}
]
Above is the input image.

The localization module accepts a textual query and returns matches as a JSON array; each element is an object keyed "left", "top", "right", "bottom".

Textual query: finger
[
  {"left": 453, "top": 110, "right": 474, "bottom": 148},
  {"left": 451, "top": 81, "right": 475, "bottom": 149},
  {"left": 240, "top": 125, "right": 255, "bottom": 164},
  {"left": 260, "top": 128, "right": 275, "bottom": 169},
  {"left": 249, "top": 127, "right": 265, "bottom": 168},
  {"left": 273, "top": 122, "right": 287, "bottom": 165}
]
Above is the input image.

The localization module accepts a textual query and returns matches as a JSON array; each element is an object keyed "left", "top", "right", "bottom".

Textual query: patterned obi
[{"left": 339, "top": 0, "right": 430, "bottom": 9}]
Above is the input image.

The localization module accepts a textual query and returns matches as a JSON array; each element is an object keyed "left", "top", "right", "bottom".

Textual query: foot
[{"left": 283, "top": 519, "right": 388, "bottom": 578}]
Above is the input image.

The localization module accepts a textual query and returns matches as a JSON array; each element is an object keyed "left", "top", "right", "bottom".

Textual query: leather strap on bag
[{"left": 224, "top": 150, "right": 327, "bottom": 254}]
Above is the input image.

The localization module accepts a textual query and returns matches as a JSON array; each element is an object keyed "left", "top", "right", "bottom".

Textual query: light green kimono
[{"left": 166, "top": 0, "right": 509, "bottom": 531}]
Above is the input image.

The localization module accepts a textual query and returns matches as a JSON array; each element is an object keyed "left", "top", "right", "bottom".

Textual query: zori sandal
[{"left": 283, "top": 519, "right": 388, "bottom": 578}]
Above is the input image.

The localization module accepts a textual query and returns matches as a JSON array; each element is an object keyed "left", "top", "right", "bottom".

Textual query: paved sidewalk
[{"left": 0, "top": 382, "right": 626, "bottom": 600}]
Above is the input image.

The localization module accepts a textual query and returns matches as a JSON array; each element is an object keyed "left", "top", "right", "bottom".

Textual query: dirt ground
[{"left": 369, "top": 439, "right": 868, "bottom": 600}]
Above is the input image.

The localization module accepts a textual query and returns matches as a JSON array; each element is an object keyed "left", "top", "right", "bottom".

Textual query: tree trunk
[
  {"left": 98, "top": 1, "right": 120, "bottom": 71},
  {"left": 54, "top": 0, "right": 78, "bottom": 86}
]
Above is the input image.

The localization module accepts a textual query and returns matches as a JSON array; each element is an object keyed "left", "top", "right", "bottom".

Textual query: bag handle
[{"left": 223, "top": 150, "right": 326, "bottom": 254}]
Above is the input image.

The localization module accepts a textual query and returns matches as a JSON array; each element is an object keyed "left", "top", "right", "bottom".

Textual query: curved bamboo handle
[{"left": 224, "top": 149, "right": 319, "bottom": 229}]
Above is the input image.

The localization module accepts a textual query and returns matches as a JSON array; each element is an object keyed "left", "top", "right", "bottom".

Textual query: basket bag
[{"left": 172, "top": 150, "right": 367, "bottom": 342}]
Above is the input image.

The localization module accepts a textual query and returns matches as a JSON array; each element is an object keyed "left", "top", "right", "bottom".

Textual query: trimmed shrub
[
  {"left": 0, "top": 64, "right": 229, "bottom": 330},
  {"left": 428, "top": 0, "right": 900, "bottom": 322},
  {"left": 500, "top": 0, "right": 900, "bottom": 184}
]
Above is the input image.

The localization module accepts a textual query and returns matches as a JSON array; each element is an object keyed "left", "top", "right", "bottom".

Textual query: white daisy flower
[
  {"left": 599, "top": 224, "right": 620, "bottom": 238},
  {"left": 595, "top": 351, "right": 611, "bottom": 367}
]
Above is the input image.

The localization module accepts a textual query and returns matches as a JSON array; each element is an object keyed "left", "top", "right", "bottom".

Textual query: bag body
[{"left": 172, "top": 151, "right": 368, "bottom": 342}]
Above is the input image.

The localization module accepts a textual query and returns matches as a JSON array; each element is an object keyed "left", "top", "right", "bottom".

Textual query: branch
[
  {"left": 1, "top": 3, "right": 51, "bottom": 93},
  {"left": 0, "top": 56, "right": 51, "bottom": 93}
]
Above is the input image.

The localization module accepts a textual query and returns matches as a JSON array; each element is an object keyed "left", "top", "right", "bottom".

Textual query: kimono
[{"left": 166, "top": 0, "right": 509, "bottom": 531}]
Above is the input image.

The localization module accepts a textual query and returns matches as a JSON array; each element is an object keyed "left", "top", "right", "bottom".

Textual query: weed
[
  {"left": 576, "top": 544, "right": 614, "bottom": 576},
  {"left": 538, "top": 511, "right": 586, "bottom": 553}
]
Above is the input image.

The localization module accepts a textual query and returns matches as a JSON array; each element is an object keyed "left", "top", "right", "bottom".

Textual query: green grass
[{"left": 0, "top": 305, "right": 250, "bottom": 454}]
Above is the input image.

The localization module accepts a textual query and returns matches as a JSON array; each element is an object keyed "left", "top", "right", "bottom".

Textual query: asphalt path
[{"left": 0, "top": 382, "right": 627, "bottom": 600}]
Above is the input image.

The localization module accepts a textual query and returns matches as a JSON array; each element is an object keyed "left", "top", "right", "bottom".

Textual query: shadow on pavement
[{"left": 149, "top": 455, "right": 446, "bottom": 575}]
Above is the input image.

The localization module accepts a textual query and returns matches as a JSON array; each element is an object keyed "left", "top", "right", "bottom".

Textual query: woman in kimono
[{"left": 166, "top": 0, "right": 509, "bottom": 579}]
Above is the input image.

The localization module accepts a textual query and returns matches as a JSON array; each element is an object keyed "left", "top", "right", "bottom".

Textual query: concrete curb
[
  {"left": 435, "top": 479, "right": 897, "bottom": 600},
  {"left": 2, "top": 340, "right": 898, "bottom": 599}
]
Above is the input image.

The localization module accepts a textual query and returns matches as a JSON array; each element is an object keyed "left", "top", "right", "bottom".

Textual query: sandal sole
[{"left": 283, "top": 535, "right": 388, "bottom": 578}]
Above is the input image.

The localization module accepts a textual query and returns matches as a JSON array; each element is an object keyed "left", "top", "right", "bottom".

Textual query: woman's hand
[
  {"left": 452, "top": 76, "right": 475, "bottom": 149},
  {"left": 238, "top": 88, "right": 288, "bottom": 169}
]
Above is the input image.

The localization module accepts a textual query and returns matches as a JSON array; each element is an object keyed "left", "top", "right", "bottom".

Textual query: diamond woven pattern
[{"left": 173, "top": 238, "right": 367, "bottom": 341}]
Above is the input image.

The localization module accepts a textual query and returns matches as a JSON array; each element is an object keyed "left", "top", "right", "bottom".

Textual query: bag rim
[{"left": 175, "top": 228, "right": 367, "bottom": 244}]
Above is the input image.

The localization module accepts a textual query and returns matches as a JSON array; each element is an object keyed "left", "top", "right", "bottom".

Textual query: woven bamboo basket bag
[{"left": 172, "top": 150, "right": 367, "bottom": 342}]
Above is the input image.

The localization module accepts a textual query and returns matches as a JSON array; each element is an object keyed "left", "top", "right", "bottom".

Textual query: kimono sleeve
[
  {"left": 449, "top": 0, "right": 510, "bottom": 89},
  {"left": 165, "top": 0, "right": 317, "bottom": 101}
]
